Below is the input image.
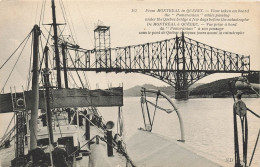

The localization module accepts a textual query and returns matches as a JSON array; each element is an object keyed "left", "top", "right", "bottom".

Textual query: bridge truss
[{"left": 60, "top": 32, "right": 250, "bottom": 98}]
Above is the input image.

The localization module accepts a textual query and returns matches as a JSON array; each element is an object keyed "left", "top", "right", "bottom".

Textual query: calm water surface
[
  {"left": 0, "top": 97, "right": 259, "bottom": 166},
  {"left": 99, "top": 97, "right": 260, "bottom": 167}
]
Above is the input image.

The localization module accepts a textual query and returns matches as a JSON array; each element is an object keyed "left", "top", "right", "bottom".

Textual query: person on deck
[
  {"left": 52, "top": 142, "right": 68, "bottom": 167},
  {"left": 114, "top": 134, "right": 123, "bottom": 152},
  {"left": 26, "top": 145, "right": 47, "bottom": 167},
  {"left": 97, "top": 116, "right": 102, "bottom": 128}
]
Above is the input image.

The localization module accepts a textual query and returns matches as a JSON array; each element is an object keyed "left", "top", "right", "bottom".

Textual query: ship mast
[
  {"left": 51, "top": 0, "right": 62, "bottom": 89},
  {"left": 30, "top": 25, "right": 40, "bottom": 150}
]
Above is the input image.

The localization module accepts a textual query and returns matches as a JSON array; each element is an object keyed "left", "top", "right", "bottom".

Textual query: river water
[
  {"left": 99, "top": 97, "right": 260, "bottom": 167},
  {"left": 0, "top": 97, "right": 259, "bottom": 166}
]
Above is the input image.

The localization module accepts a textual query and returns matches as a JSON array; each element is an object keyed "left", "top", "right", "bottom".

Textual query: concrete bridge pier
[
  {"left": 175, "top": 71, "right": 189, "bottom": 99},
  {"left": 175, "top": 90, "right": 189, "bottom": 99}
]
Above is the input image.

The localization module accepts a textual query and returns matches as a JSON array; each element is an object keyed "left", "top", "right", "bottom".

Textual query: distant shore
[
  {"left": 189, "top": 94, "right": 259, "bottom": 98},
  {"left": 124, "top": 75, "right": 259, "bottom": 99},
  {"left": 124, "top": 94, "right": 259, "bottom": 98}
]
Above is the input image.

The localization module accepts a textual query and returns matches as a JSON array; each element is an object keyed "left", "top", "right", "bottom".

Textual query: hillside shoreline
[{"left": 124, "top": 73, "right": 259, "bottom": 98}]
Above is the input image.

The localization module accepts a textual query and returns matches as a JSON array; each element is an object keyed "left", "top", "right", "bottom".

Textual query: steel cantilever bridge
[{"left": 63, "top": 26, "right": 251, "bottom": 99}]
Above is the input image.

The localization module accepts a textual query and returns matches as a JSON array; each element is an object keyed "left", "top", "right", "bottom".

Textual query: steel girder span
[{"left": 65, "top": 34, "right": 250, "bottom": 98}]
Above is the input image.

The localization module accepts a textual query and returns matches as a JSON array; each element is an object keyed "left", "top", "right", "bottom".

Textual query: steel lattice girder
[{"left": 63, "top": 35, "right": 250, "bottom": 90}]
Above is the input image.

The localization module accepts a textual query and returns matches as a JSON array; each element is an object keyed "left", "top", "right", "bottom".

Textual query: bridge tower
[
  {"left": 94, "top": 25, "right": 111, "bottom": 69},
  {"left": 175, "top": 32, "right": 189, "bottom": 99}
]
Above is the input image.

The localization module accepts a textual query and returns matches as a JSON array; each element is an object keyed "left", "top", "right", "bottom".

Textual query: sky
[{"left": 0, "top": 0, "right": 259, "bottom": 91}]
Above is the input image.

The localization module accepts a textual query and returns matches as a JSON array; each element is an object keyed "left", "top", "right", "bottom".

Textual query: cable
[
  {"left": 38, "top": 0, "right": 45, "bottom": 26},
  {"left": 79, "top": 112, "right": 104, "bottom": 134},
  {"left": 0, "top": 114, "right": 15, "bottom": 143},
  {"left": 1, "top": 32, "right": 32, "bottom": 93},
  {"left": 82, "top": 71, "right": 90, "bottom": 89},
  {"left": 65, "top": 3, "right": 78, "bottom": 44},
  {"left": 68, "top": 71, "right": 79, "bottom": 88},
  {"left": 247, "top": 108, "right": 260, "bottom": 118},
  {"left": 51, "top": 0, "right": 101, "bottom": 129},
  {"left": 41, "top": 27, "right": 57, "bottom": 86},
  {"left": 98, "top": 136, "right": 135, "bottom": 167},
  {"left": 57, "top": 23, "right": 66, "bottom": 40},
  {"left": 59, "top": 0, "right": 77, "bottom": 44},
  {"left": 68, "top": 135, "right": 97, "bottom": 157},
  {"left": 67, "top": 51, "right": 84, "bottom": 88},
  {"left": 76, "top": 2, "right": 94, "bottom": 48},
  {"left": 41, "top": 26, "right": 54, "bottom": 52},
  {"left": 39, "top": 35, "right": 46, "bottom": 72},
  {"left": 58, "top": 0, "right": 67, "bottom": 25},
  {"left": 0, "top": 31, "right": 32, "bottom": 70},
  {"left": 249, "top": 129, "right": 260, "bottom": 166},
  {"left": 41, "top": 0, "right": 48, "bottom": 32}
]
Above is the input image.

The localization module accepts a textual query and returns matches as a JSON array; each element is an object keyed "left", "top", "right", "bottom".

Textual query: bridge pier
[{"left": 175, "top": 90, "right": 189, "bottom": 100}]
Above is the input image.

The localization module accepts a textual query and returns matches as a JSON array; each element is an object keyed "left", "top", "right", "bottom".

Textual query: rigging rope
[
  {"left": 27, "top": 25, "right": 52, "bottom": 90},
  {"left": 67, "top": 51, "right": 85, "bottom": 88},
  {"left": 64, "top": 2, "right": 78, "bottom": 44},
  {"left": 0, "top": 31, "right": 32, "bottom": 70},
  {"left": 41, "top": 27, "right": 58, "bottom": 86},
  {"left": 68, "top": 71, "right": 79, "bottom": 88},
  {"left": 68, "top": 135, "right": 96, "bottom": 157},
  {"left": 1, "top": 32, "right": 32, "bottom": 93},
  {"left": 76, "top": 2, "right": 94, "bottom": 48},
  {"left": 0, "top": 114, "right": 15, "bottom": 143},
  {"left": 39, "top": 35, "right": 47, "bottom": 73},
  {"left": 57, "top": 25, "right": 67, "bottom": 42},
  {"left": 247, "top": 108, "right": 260, "bottom": 118},
  {"left": 39, "top": 0, "right": 103, "bottom": 135},
  {"left": 80, "top": 112, "right": 104, "bottom": 134},
  {"left": 40, "top": 0, "right": 54, "bottom": 43},
  {"left": 41, "top": 0, "right": 47, "bottom": 25},
  {"left": 41, "top": 26, "right": 54, "bottom": 48},
  {"left": 249, "top": 129, "right": 260, "bottom": 166},
  {"left": 58, "top": 0, "right": 67, "bottom": 27},
  {"left": 98, "top": 136, "right": 135, "bottom": 167},
  {"left": 59, "top": 0, "right": 78, "bottom": 44},
  {"left": 38, "top": 0, "right": 45, "bottom": 26},
  {"left": 82, "top": 70, "right": 90, "bottom": 89},
  {"left": 38, "top": 36, "right": 45, "bottom": 88}
]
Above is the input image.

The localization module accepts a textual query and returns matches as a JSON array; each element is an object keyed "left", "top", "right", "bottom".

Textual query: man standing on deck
[
  {"left": 52, "top": 142, "right": 68, "bottom": 167},
  {"left": 26, "top": 144, "right": 47, "bottom": 167}
]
